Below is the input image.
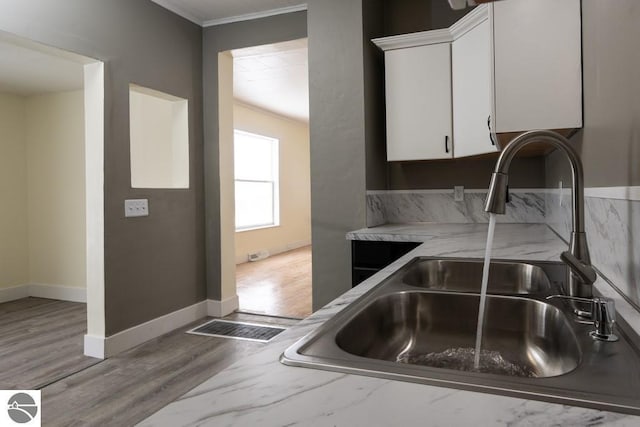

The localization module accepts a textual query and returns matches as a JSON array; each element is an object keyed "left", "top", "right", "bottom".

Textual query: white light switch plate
[
  {"left": 125, "top": 199, "right": 149, "bottom": 217},
  {"left": 454, "top": 186, "right": 464, "bottom": 202}
]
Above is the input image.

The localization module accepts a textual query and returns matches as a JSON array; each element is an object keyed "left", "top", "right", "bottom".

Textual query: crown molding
[
  {"left": 203, "top": 4, "right": 307, "bottom": 27},
  {"left": 373, "top": 4, "right": 489, "bottom": 51},
  {"left": 450, "top": 4, "right": 489, "bottom": 39},
  {"left": 372, "top": 29, "right": 453, "bottom": 51},
  {"left": 150, "top": 0, "right": 203, "bottom": 26}
]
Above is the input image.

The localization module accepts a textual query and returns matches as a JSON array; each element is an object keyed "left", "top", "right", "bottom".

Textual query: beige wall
[
  {"left": 233, "top": 102, "right": 311, "bottom": 263},
  {"left": 0, "top": 90, "right": 85, "bottom": 291},
  {"left": 25, "top": 90, "right": 86, "bottom": 288},
  {"left": 26, "top": 91, "right": 86, "bottom": 287},
  {"left": 0, "top": 93, "right": 28, "bottom": 289}
]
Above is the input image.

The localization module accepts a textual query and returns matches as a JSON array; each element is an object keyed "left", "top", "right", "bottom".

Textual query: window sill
[{"left": 236, "top": 224, "right": 280, "bottom": 233}]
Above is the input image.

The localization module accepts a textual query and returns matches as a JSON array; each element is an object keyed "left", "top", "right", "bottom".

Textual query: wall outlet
[
  {"left": 125, "top": 199, "right": 149, "bottom": 217},
  {"left": 454, "top": 186, "right": 464, "bottom": 202},
  {"left": 248, "top": 250, "right": 269, "bottom": 262}
]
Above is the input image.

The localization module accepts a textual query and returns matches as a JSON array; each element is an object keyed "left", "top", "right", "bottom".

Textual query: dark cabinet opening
[{"left": 351, "top": 240, "right": 420, "bottom": 287}]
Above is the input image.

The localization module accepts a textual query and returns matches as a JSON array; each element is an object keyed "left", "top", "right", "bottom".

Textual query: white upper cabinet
[
  {"left": 385, "top": 42, "right": 453, "bottom": 161},
  {"left": 491, "top": 0, "right": 583, "bottom": 133},
  {"left": 452, "top": 19, "right": 495, "bottom": 158},
  {"left": 374, "top": 0, "right": 583, "bottom": 161}
]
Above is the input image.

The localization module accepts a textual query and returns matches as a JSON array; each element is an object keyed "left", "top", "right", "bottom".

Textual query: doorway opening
[
  {"left": 221, "top": 38, "right": 312, "bottom": 319},
  {"left": 0, "top": 33, "right": 105, "bottom": 388}
]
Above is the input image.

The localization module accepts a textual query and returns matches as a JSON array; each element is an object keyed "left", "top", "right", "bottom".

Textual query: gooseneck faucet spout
[{"left": 484, "top": 130, "right": 597, "bottom": 312}]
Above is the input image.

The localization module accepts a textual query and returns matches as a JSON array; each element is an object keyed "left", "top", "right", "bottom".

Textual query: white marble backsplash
[
  {"left": 368, "top": 188, "right": 639, "bottom": 308},
  {"left": 545, "top": 190, "right": 640, "bottom": 308},
  {"left": 367, "top": 190, "right": 545, "bottom": 227}
]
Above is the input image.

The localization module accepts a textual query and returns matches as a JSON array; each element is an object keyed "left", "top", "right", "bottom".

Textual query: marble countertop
[{"left": 139, "top": 223, "right": 640, "bottom": 427}]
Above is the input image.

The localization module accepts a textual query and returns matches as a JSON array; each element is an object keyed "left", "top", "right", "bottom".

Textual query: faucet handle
[
  {"left": 560, "top": 251, "right": 597, "bottom": 285},
  {"left": 545, "top": 295, "right": 619, "bottom": 342}
]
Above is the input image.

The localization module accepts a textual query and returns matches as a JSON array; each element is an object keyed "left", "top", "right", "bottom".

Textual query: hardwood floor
[
  {"left": 41, "top": 312, "right": 298, "bottom": 427},
  {"left": 236, "top": 246, "right": 312, "bottom": 319},
  {"left": 0, "top": 297, "right": 100, "bottom": 389}
]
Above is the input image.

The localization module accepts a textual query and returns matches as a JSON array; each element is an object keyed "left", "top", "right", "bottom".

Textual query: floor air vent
[{"left": 187, "top": 319, "right": 286, "bottom": 342}]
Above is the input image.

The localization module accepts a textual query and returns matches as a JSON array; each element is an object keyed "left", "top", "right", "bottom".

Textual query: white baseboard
[
  {"left": 0, "top": 283, "right": 86, "bottom": 304},
  {"left": 83, "top": 334, "right": 105, "bottom": 359},
  {"left": 207, "top": 295, "right": 239, "bottom": 317},
  {"left": 29, "top": 283, "right": 87, "bottom": 303},
  {"left": 99, "top": 300, "right": 208, "bottom": 358},
  {"left": 236, "top": 239, "right": 311, "bottom": 265},
  {"left": 0, "top": 285, "right": 29, "bottom": 304},
  {"left": 83, "top": 296, "right": 240, "bottom": 359}
]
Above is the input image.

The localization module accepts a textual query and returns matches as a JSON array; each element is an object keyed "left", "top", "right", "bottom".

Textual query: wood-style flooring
[
  {"left": 0, "top": 297, "right": 299, "bottom": 426},
  {"left": 41, "top": 311, "right": 298, "bottom": 427},
  {"left": 0, "top": 297, "right": 100, "bottom": 389},
  {"left": 236, "top": 245, "right": 312, "bottom": 319}
]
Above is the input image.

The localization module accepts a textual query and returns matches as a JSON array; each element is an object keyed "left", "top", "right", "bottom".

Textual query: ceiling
[
  {"left": 232, "top": 38, "right": 308, "bottom": 123},
  {"left": 0, "top": 38, "right": 85, "bottom": 96},
  {"left": 150, "top": 0, "right": 307, "bottom": 26}
]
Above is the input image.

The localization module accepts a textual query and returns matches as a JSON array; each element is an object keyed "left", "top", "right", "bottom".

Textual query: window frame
[{"left": 233, "top": 129, "right": 280, "bottom": 232}]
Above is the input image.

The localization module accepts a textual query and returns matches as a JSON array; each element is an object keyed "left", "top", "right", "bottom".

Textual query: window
[{"left": 234, "top": 130, "right": 279, "bottom": 231}]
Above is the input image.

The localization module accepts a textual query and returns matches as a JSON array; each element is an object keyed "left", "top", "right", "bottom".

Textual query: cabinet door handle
[
  {"left": 445, "top": 135, "right": 450, "bottom": 153},
  {"left": 488, "top": 115, "right": 496, "bottom": 146}
]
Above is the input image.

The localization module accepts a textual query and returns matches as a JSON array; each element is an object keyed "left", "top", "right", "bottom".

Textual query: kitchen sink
[
  {"left": 282, "top": 257, "right": 640, "bottom": 415},
  {"left": 401, "top": 258, "right": 555, "bottom": 294},
  {"left": 335, "top": 292, "right": 580, "bottom": 378}
]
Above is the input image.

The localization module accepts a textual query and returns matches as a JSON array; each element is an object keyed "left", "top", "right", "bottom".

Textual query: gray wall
[
  {"left": 363, "top": 0, "right": 387, "bottom": 191},
  {"left": 544, "top": 0, "right": 640, "bottom": 309},
  {"left": 382, "top": 0, "right": 431, "bottom": 36},
  {"left": 202, "top": 12, "right": 307, "bottom": 300},
  {"left": 390, "top": 156, "right": 546, "bottom": 190},
  {"left": 308, "top": 0, "right": 371, "bottom": 309},
  {"left": 547, "top": 0, "right": 640, "bottom": 188},
  {"left": 430, "top": 0, "right": 472, "bottom": 29},
  {"left": 0, "top": 0, "right": 205, "bottom": 335}
]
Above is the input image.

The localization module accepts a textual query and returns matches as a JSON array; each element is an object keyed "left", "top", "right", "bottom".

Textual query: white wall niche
[{"left": 129, "top": 84, "right": 189, "bottom": 189}]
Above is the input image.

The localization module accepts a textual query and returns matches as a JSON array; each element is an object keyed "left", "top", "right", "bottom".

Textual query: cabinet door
[
  {"left": 492, "top": 0, "right": 582, "bottom": 132},
  {"left": 385, "top": 43, "right": 453, "bottom": 161},
  {"left": 452, "top": 19, "right": 497, "bottom": 158}
]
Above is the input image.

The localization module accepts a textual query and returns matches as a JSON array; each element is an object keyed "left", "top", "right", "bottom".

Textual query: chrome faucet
[{"left": 484, "top": 130, "right": 597, "bottom": 315}]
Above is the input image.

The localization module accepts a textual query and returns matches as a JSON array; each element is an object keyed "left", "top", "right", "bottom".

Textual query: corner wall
[
  {"left": 307, "top": 0, "right": 370, "bottom": 309},
  {"left": 0, "top": 0, "right": 205, "bottom": 336},
  {"left": 545, "top": 0, "right": 640, "bottom": 306},
  {"left": 233, "top": 103, "right": 311, "bottom": 264},
  {"left": 0, "top": 93, "right": 28, "bottom": 289},
  {"left": 25, "top": 90, "right": 86, "bottom": 290}
]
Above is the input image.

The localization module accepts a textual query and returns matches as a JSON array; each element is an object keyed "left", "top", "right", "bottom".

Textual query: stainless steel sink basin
[
  {"left": 401, "top": 258, "right": 553, "bottom": 294},
  {"left": 335, "top": 292, "right": 580, "bottom": 378},
  {"left": 282, "top": 257, "right": 640, "bottom": 415}
]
